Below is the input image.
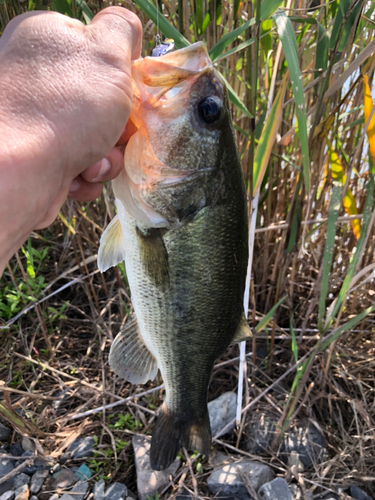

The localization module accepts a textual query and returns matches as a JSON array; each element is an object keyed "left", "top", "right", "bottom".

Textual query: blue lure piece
[{"left": 152, "top": 38, "right": 175, "bottom": 57}]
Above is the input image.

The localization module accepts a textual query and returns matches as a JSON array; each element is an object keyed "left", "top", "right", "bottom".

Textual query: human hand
[{"left": 0, "top": 7, "right": 142, "bottom": 273}]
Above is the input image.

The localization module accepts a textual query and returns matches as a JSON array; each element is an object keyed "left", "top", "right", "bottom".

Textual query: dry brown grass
[{"left": 1, "top": 0, "right": 375, "bottom": 497}]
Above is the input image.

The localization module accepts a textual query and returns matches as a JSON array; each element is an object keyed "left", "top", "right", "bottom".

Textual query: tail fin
[{"left": 150, "top": 403, "right": 211, "bottom": 471}]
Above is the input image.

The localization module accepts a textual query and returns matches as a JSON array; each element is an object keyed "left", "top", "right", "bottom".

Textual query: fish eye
[{"left": 198, "top": 96, "right": 222, "bottom": 125}]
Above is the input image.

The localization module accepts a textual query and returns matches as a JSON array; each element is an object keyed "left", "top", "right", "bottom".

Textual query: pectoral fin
[
  {"left": 230, "top": 313, "right": 252, "bottom": 345},
  {"left": 98, "top": 215, "right": 126, "bottom": 272},
  {"left": 109, "top": 318, "right": 158, "bottom": 384},
  {"left": 136, "top": 226, "right": 169, "bottom": 290}
]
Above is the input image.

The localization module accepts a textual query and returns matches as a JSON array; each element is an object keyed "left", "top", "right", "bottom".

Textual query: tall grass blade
[
  {"left": 74, "top": 0, "right": 93, "bottom": 23},
  {"left": 327, "top": 174, "right": 374, "bottom": 325},
  {"left": 52, "top": 0, "right": 73, "bottom": 17},
  {"left": 255, "top": 296, "right": 286, "bottom": 333},
  {"left": 220, "top": 73, "right": 253, "bottom": 119},
  {"left": 195, "top": 0, "right": 203, "bottom": 34},
  {"left": 320, "top": 305, "right": 375, "bottom": 352},
  {"left": 260, "top": 0, "right": 284, "bottom": 21},
  {"left": 209, "top": 18, "right": 255, "bottom": 61},
  {"left": 363, "top": 74, "right": 375, "bottom": 167},
  {"left": 273, "top": 12, "right": 310, "bottom": 191},
  {"left": 133, "top": 0, "right": 189, "bottom": 48},
  {"left": 317, "top": 180, "right": 342, "bottom": 333},
  {"left": 326, "top": 137, "right": 361, "bottom": 240},
  {"left": 253, "top": 74, "right": 288, "bottom": 195}
]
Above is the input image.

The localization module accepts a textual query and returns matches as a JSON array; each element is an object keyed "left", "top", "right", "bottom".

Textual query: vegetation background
[{"left": 0, "top": 0, "right": 375, "bottom": 497}]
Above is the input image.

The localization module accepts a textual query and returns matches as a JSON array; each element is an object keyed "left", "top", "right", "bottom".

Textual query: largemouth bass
[{"left": 98, "top": 42, "right": 250, "bottom": 471}]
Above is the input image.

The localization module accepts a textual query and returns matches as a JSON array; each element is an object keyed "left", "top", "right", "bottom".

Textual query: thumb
[{"left": 88, "top": 6, "right": 142, "bottom": 61}]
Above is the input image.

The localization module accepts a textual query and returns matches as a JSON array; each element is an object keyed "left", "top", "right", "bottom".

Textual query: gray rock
[
  {"left": 207, "top": 459, "right": 275, "bottom": 499},
  {"left": 30, "top": 469, "right": 49, "bottom": 494},
  {"left": 11, "top": 474, "right": 30, "bottom": 489},
  {"left": 21, "top": 437, "right": 35, "bottom": 453},
  {"left": 0, "top": 423, "right": 11, "bottom": 442},
  {"left": 0, "top": 453, "right": 14, "bottom": 476},
  {"left": 208, "top": 449, "right": 233, "bottom": 467},
  {"left": 52, "top": 468, "right": 79, "bottom": 489},
  {"left": 30, "top": 497, "right": 38, "bottom": 500},
  {"left": 9, "top": 444, "right": 24, "bottom": 457},
  {"left": 69, "top": 481, "right": 89, "bottom": 500},
  {"left": 0, "top": 492, "right": 15, "bottom": 500},
  {"left": 94, "top": 479, "right": 106, "bottom": 500},
  {"left": 59, "top": 496, "right": 75, "bottom": 500},
  {"left": 0, "top": 485, "right": 13, "bottom": 497},
  {"left": 246, "top": 415, "right": 276, "bottom": 454},
  {"left": 126, "top": 491, "right": 137, "bottom": 500},
  {"left": 208, "top": 392, "right": 236, "bottom": 438},
  {"left": 247, "top": 417, "right": 327, "bottom": 469},
  {"left": 16, "top": 451, "right": 48, "bottom": 475},
  {"left": 105, "top": 483, "right": 128, "bottom": 500},
  {"left": 350, "top": 486, "right": 373, "bottom": 500},
  {"left": 133, "top": 435, "right": 180, "bottom": 500},
  {"left": 14, "top": 484, "right": 29, "bottom": 500},
  {"left": 0, "top": 454, "right": 15, "bottom": 495},
  {"left": 48, "top": 495, "right": 59, "bottom": 500},
  {"left": 258, "top": 478, "right": 292, "bottom": 500},
  {"left": 66, "top": 437, "right": 96, "bottom": 459}
]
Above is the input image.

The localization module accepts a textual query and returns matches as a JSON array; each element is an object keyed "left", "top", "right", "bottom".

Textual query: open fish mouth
[{"left": 112, "top": 43, "right": 218, "bottom": 229}]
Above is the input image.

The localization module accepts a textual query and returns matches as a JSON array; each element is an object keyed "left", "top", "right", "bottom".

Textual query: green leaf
[
  {"left": 330, "top": 0, "right": 361, "bottom": 52},
  {"left": 273, "top": 11, "right": 310, "bottom": 191},
  {"left": 253, "top": 74, "right": 288, "bottom": 195},
  {"left": 215, "top": 30, "right": 271, "bottom": 62},
  {"left": 234, "top": 0, "right": 241, "bottom": 19},
  {"left": 260, "top": 0, "right": 284, "bottom": 21},
  {"left": 133, "top": 0, "right": 189, "bottom": 49},
  {"left": 215, "top": 37, "right": 255, "bottom": 62},
  {"left": 290, "top": 320, "right": 298, "bottom": 363},
  {"left": 327, "top": 174, "right": 374, "bottom": 325},
  {"left": 209, "top": 18, "right": 256, "bottom": 61},
  {"left": 201, "top": 12, "right": 211, "bottom": 33},
  {"left": 219, "top": 73, "right": 253, "bottom": 119},
  {"left": 75, "top": 0, "right": 93, "bottom": 23},
  {"left": 288, "top": 17, "right": 328, "bottom": 93},
  {"left": 319, "top": 305, "right": 375, "bottom": 352},
  {"left": 255, "top": 296, "right": 286, "bottom": 332},
  {"left": 195, "top": 0, "right": 203, "bottom": 34},
  {"left": 318, "top": 180, "right": 342, "bottom": 333},
  {"left": 53, "top": 0, "right": 73, "bottom": 17}
]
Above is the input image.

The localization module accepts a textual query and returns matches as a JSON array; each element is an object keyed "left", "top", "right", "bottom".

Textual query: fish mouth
[{"left": 114, "top": 42, "right": 216, "bottom": 229}]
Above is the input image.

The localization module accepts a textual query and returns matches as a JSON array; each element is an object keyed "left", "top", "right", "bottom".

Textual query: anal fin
[
  {"left": 109, "top": 318, "right": 158, "bottom": 384},
  {"left": 230, "top": 313, "right": 252, "bottom": 345},
  {"left": 98, "top": 215, "right": 126, "bottom": 272}
]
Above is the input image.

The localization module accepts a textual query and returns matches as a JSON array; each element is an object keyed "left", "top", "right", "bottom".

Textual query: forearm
[{"left": 0, "top": 120, "right": 58, "bottom": 274}]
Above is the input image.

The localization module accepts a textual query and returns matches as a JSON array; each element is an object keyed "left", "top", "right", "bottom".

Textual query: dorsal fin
[{"left": 230, "top": 313, "right": 252, "bottom": 345}]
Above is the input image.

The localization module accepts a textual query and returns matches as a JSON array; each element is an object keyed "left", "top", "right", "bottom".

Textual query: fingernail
[
  {"left": 69, "top": 179, "right": 80, "bottom": 193},
  {"left": 92, "top": 158, "right": 111, "bottom": 181}
]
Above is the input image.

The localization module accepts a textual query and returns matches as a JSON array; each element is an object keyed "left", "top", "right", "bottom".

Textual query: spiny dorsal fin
[
  {"left": 109, "top": 318, "right": 158, "bottom": 385},
  {"left": 98, "top": 215, "right": 126, "bottom": 273},
  {"left": 230, "top": 313, "right": 252, "bottom": 345}
]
